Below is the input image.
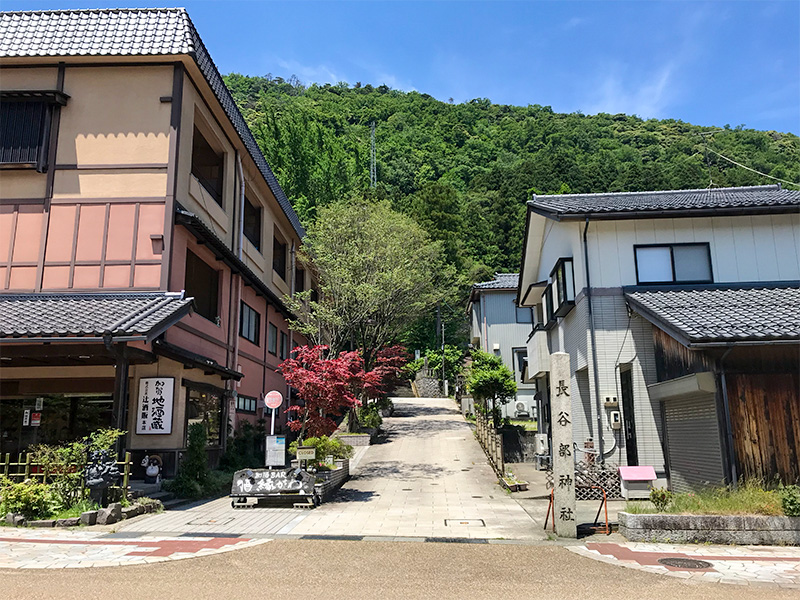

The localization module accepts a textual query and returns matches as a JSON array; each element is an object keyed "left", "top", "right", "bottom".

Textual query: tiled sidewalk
[
  {"left": 0, "top": 528, "right": 270, "bottom": 569},
  {"left": 569, "top": 541, "right": 800, "bottom": 589}
]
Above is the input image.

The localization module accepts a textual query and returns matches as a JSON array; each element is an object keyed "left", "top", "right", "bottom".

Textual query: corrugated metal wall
[{"left": 664, "top": 393, "right": 725, "bottom": 493}]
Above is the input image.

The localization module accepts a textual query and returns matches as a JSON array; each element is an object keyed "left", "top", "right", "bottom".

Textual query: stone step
[{"left": 161, "top": 497, "right": 192, "bottom": 510}]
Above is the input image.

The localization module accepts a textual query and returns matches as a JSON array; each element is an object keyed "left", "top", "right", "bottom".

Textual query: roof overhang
[
  {"left": 152, "top": 338, "right": 242, "bottom": 380},
  {"left": 0, "top": 292, "right": 193, "bottom": 344},
  {"left": 528, "top": 202, "right": 799, "bottom": 223}
]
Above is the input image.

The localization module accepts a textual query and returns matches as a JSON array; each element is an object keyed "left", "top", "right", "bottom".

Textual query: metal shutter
[
  {"left": 0, "top": 101, "right": 48, "bottom": 165},
  {"left": 664, "top": 393, "right": 725, "bottom": 493}
]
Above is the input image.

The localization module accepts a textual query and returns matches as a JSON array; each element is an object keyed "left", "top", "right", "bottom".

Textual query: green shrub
[
  {"left": 649, "top": 487, "right": 673, "bottom": 511},
  {"left": 289, "top": 435, "right": 353, "bottom": 461},
  {"left": 781, "top": 485, "right": 800, "bottom": 517},
  {"left": 164, "top": 422, "right": 212, "bottom": 499},
  {"left": 220, "top": 420, "right": 266, "bottom": 471},
  {"left": 0, "top": 478, "right": 53, "bottom": 520},
  {"left": 358, "top": 404, "right": 382, "bottom": 429}
]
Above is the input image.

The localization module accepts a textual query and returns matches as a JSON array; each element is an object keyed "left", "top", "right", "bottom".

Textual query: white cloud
[
  {"left": 274, "top": 58, "right": 342, "bottom": 85},
  {"left": 585, "top": 61, "right": 676, "bottom": 119},
  {"left": 563, "top": 17, "right": 585, "bottom": 30}
]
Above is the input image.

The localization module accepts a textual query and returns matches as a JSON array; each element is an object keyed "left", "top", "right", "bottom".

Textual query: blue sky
[{"left": 4, "top": 1, "right": 799, "bottom": 133}]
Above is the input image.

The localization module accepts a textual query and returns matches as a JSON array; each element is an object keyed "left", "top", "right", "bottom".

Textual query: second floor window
[
  {"left": 236, "top": 395, "right": 257, "bottom": 413},
  {"left": 268, "top": 323, "right": 278, "bottom": 355},
  {"left": 635, "top": 243, "right": 713, "bottom": 284},
  {"left": 191, "top": 126, "right": 224, "bottom": 206},
  {"left": 185, "top": 250, "right": 219, "bottom": 322},
  {"left": 243, "top": 197, "right": 261, "bottom": 251},
  {"left": 280, "top": 331, "right": 288, "bottom": 360},
  {"left": 295, "top": 266, "right": 305, "bottom": 293},
  {"left": 239, "top": 301, "right": 260, "bottom": 345},
  {"left": 515, "top": 306, "right": 532, "bottom": 324},
  {"left": 273, "top": 237, "right": 287, "bottom": 281},
  {"left": 1, "top": 98, "right": 52, "bottom": 171}
]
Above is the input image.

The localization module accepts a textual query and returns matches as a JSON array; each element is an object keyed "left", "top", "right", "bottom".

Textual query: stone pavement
[
  {"left": 287, "top": 396, "right": 543, "bottom": 540},
  {"left": 570, "top": 541, "right": 800, "bottom": 589},
  {"left": 0, "top": 527, "right": 270, "bottom": 569}
]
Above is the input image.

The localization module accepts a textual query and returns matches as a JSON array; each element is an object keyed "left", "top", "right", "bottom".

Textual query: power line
[{"left": 705, "top": 146, "right": 800, "bottom": 188}]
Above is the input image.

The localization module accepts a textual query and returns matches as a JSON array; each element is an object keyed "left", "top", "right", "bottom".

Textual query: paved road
[
  {"left": 4, "top": 539, "right": 797, "bottom": 600},
  {"left": 289, "top": 396, "right": 542, "bottom": 540}
]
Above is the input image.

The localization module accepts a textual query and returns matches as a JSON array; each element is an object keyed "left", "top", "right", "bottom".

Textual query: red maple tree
[{"left": 280, "top": 345, "right": 409, "bottom": 439}]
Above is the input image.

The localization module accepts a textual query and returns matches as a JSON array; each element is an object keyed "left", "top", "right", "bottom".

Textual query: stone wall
[
  {"left": 415, "top": 376, "right": 443, "bottom": 398},
  {"left": 619, "top": 512, "right": 800, "bottom": 545}
]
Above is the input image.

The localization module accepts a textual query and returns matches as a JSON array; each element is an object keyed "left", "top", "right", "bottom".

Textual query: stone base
[{"left": 619, "top": 511, "right": 800, "bottom": 545}]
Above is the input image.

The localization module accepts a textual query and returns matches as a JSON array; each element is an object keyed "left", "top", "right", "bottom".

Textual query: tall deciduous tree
[{"left": 286, "top": 198, "right": 444, "bottom": 372}]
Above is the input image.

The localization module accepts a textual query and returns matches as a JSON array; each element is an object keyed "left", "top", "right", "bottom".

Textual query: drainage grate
[
  {"left": 445, "top": 519, "right": 485, "bottom": 527},
  {"left": 658, "top": 557, "right": 713, "bottom": 570}
]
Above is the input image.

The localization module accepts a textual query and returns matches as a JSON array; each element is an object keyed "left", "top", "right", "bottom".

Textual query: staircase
[
  {"left": 392, "top": 381, "right": 416, "bottom": 397},
  {"left": 128, "top": 480, "right": 192, "bottom": 510}
]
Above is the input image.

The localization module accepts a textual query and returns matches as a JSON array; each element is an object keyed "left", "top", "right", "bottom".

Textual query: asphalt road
[{"left": 4, "top": 539, "right": 796, "bottom": 600}]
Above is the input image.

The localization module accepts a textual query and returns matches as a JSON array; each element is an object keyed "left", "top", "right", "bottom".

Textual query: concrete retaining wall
[{"left": 619, "top": 511, "right": 800, "bottom": 545}]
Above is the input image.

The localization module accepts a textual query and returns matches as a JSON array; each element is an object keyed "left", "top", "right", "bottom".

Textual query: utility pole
[{"left": 370, "top": 121, "right": 376, "bottom": 188}]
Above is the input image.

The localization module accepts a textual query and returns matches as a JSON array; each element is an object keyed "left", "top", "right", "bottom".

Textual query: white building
[
  {"left": 468, "top": 273, "right": 537, "bottom": 420},
  {"left": 516, "top": 185, "right": 800, "bottom": 491}
]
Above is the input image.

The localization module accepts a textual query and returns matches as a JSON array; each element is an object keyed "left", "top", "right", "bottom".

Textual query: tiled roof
[
  {"left": 625, "top": 283, "right": 800, "bottom": 346},
  {"left": 530, "top": 185, "right": 800, "bottom": 220},
  {"left": 474, "top": 273, "right": 519, "bottom": 290},
  {"left": 0, "top": 8, "right": 305, "bottom": 238},
  {"left": 0, "top": 292, "right": 192, "bottom": 340}
]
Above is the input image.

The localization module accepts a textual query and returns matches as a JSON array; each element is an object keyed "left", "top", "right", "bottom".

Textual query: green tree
[
  {"left": 286, "top": 197, "right": 444, "bottom": 372},
  {"left": 467, "top": 350, "right": 517, "bottom": 427}
]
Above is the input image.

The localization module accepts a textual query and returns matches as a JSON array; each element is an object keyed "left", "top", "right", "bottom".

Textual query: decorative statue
[
  {"left": 141, "top": 454, "right": 163, "bottom": 484},
  {"left": 85, "top": 450, "right": 121, "bottom": 507}
]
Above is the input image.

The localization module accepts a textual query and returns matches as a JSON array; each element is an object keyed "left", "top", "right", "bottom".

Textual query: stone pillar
[{"left": 550, "top": 352, "right": 577, "bottom": 538}]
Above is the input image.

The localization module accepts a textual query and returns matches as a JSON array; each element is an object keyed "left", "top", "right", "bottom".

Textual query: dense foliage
[
  {"left": 225, "top": 74, "right": 800, "bottom": 348},
  {"left": 467, "top": 350, "right": 517, "bottom": 426}
]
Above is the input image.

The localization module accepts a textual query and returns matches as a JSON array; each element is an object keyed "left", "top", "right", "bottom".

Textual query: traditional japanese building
[
  {"left": 0, "top": 8, "right": 309, "bottom": 476},
  {"left": 516, "top": 185, "right": 799, "bottom": 490}
]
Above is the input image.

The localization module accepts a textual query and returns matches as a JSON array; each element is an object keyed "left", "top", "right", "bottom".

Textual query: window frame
[
  {"left": 273, "top": 236, "right": 287, "bottom": 281},
  {"left": 239, "top": 301, "right": 260, "bottom": 346},
  {"left": 0, "top": 91, "right": 68, "bottom": 173},
  {"left": 185, "top": 249, "right": 220, "bottom": 323},
  {"left": 184, "top": 383, "right": 224, "bottom": 447},
  {"left": 515, "top": 305, "right": 533, "bottom": 324},
  {"left": 235, "top": 394, "right": 258, "bottom": 414},
  {"left": 633, "top": 243, "right": 713, "bottom": 285},
  {"left": 268, "top": 322, "right": 278, "bottom": 356},
  {"left": 550, "top": 257, "right": 576, "bottom": 318},
  {"left": 191, "top": 125, "right": 225, "bottom": 207},
  {"left": 295, "top": 266, "right": 305, "bottom": 293},
  {"left": 279, "top": 331, "right": 288, "bottom": 360},
  {"left": 243, "top": 196, "right": 262, "bottom": 251}
]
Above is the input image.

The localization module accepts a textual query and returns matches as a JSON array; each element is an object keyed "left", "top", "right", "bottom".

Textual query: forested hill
[{"left": 224, "top": 74, "right": 799, "bottom": 278}]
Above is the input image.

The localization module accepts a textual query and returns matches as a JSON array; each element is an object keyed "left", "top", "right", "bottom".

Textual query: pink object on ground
[{"left": 618, "top": 466, "right": 657, "bottom": 481}]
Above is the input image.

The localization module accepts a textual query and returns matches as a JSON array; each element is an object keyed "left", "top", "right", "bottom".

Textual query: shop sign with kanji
[{"left": 136, "top": 377, "right": 174, "bottom": 434}]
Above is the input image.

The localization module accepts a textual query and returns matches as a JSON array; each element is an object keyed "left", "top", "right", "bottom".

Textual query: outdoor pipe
[{"left": 583, "top": 217, "right": 605, "bottom": 463}]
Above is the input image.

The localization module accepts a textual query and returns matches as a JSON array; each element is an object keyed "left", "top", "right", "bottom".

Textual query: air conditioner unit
[
  {"left": 534, "top": 434, "right": 549, "bottom": 455},
  {"left": 514, "top": 401, "right": 530, "bottom": 418}
]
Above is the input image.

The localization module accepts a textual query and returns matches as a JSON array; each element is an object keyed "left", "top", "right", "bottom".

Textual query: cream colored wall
[
  {"left": 56, "top": 66, "right": 172, "bottom": 166},
  {"left": 586, "top": 214, "right": 800, "bottom": 287}
]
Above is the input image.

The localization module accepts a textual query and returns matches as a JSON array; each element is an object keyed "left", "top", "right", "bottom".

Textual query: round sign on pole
[{"left": 264, "top": 390, "right": 283, "bottom": 409}]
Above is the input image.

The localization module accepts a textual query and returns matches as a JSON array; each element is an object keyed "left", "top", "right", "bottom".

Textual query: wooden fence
[
  {"left": 475, "top": 413, "right": 504, "bottom": 477},
  {"left": 2, "top": 452, "right": 133, "bottom": 493}
]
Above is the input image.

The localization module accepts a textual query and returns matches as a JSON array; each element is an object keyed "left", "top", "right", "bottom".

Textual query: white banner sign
[
  {"left": 136, "top": 377, "right": 174, "bottom": 435},
  {"left": 265, "top": 435, "right": 286, "bottom": 467}
]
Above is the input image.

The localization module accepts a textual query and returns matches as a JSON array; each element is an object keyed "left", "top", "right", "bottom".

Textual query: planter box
[
  {"left": 619, "top": 511, "right": 800, "bottom": 545},
  {"left": 501, "top": 478, "right": 529, "bottom": 493},
  {"left": 314, "top": 459, "right": 350, "bottom": 501},
  {"left": 335, "top": 433, "right": 372, "bottom": 446}
]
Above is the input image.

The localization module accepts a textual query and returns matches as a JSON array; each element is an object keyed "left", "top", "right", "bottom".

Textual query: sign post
[
  {"left": 550, "top": 352, "right": 577, "bottom": 538},
  {"left": 264, "top": 390, "right": 283, "bottom": 436}
]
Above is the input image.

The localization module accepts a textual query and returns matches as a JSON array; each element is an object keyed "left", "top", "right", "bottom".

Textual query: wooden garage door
[{"left": 665, "top": 393, "right": 725, "bottom": 493}]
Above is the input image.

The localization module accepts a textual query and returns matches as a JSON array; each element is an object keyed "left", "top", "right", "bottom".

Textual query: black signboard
[{"left": 230, "top": 468, "right": 316, "bottom": 497}]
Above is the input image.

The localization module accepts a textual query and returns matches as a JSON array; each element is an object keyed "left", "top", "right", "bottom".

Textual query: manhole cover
[
  {"left": 658, "top": 558, "right": 712, "bottom": 570},
  {"left": 445, "top": 519, "right": 485, "bottom": 527}
]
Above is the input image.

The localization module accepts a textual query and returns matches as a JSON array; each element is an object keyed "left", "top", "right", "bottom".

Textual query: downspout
[
  {"left": 288, "top": 241, "right": 297, "bottom": 425},
  {"left": 583, "top": 218, "right": 605, "bottom": 463},
  {"left": 227, "top": 152, "right": 246, "bottom": 451},
  {"left": 718, "top": 347, "right": 738, "bottom": 487}
]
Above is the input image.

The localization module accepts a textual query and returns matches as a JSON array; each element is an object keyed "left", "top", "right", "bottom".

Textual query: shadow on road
[{"left": 356, "top": 460, "right": 453, "bottom": 481}]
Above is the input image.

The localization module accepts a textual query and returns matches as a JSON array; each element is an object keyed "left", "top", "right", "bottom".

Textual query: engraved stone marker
[{"left": 551, "top": 352, "right": 577, "bottom": 538}]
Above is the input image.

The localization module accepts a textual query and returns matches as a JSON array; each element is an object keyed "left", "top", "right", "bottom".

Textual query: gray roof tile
[
  {"left": 0, "top": 8, "right": 304, "bottom": 238},
  {"left": 530, "top": 185, "right": 800, "bottom": 220},
  {"left": 474, "top": 273, "right": 519, "bottom": 290},
  {"left": 625, "top": 284, "right": 800, "bottom": 345},
  {"left": 0, "top": 292, "right": 192, "bottom": 339}
]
